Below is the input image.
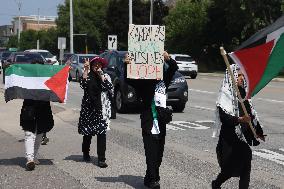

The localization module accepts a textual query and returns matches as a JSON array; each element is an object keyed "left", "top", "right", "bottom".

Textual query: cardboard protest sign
[{"left": 128, "top": 24, "right": 165, "bottom": 79}]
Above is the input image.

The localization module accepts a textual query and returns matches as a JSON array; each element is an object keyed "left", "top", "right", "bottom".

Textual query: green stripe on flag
[
  {"left": 5, "top": 64, "right": 65, "bottom": 77},
  {"left": 252, "top": 34, "right": 284, "bottom": 96}
]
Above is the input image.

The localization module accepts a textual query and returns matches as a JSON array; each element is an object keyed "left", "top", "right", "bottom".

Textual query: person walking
[
  {"left": 124, "top": 51, "right": 178, "bottom": 189},
  {"left": 78, "top": 57, "right": 113, "bottom": 168},
  {"left": 212, "top": 64, "right": 265, "bottom": 189},
  {"left": 20, "top": 59, "right": 54, "bottom": 171}
]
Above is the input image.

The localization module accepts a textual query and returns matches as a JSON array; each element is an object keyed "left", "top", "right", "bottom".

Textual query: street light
[
  {"left": 73, "top": 33, "right": 88, "bottom": 54},
  {"left": 14, "top": 0, "right": 22, "bottom": 47},
  {"left": 70, "top": 0, "right": 74, "bottom": 53},
  {"left": 150, "top": 0, "right": 153, "bottom": 25}
]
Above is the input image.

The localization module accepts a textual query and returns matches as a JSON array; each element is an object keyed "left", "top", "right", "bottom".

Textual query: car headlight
[{"left": 172, "top": 77, "right": 186, "bottom": 84}]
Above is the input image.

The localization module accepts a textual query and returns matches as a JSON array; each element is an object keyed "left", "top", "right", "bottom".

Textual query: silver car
[{"left": 69, "top": 54, "right": 97, "bottom": 81}]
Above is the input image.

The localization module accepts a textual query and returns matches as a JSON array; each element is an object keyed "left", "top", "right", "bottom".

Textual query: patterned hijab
[{"left": 212, "top": 64, "right": 260, "bottom": 138}]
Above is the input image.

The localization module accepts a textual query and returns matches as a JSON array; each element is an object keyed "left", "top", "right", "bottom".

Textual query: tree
[
  {"left": 106, "top": 0, "right": 169, "bottom": 50},
  {"left": 164, "top": 0, "right": 210, "bottom": 59},
  {"left": 56, "top": 0, "right": 109, "bottom": 53}
]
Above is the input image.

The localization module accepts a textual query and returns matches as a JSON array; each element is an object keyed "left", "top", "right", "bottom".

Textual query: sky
[{"left": 0, "top": 0, "right": 65, "bottom": 25}]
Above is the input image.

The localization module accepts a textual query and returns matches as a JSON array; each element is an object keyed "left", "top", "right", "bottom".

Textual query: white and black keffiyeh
[{"left": 212, "top": 64, "right": 260, "bottom": 140}]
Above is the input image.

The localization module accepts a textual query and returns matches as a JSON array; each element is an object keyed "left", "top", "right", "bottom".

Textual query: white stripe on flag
[{"left": 5, "top": 74, "right": 50, "bottom": 90}]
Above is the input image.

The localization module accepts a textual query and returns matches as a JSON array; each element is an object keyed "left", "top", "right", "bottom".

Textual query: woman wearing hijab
[
  {"left": 125, "top": 51, "right": 178, "bottom": 189},
  {"left": 20, "top": 58, "right": 54, "bottom": 171},
  {"left": 78, "top": 57, "right": 113, "bottom": 168},
  {"left": 212, "top": 64, "right": 265, "bottom": 189}
]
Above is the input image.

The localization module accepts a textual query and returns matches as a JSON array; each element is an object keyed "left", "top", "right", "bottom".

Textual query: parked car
[
  {"left": 63, "top": 53, "right": 74, "bottom": 64},
  {"left": 0, "top": 51, "right": 12, "bottom": 70},
  {"left": 170, "top": 54, "right": 198, "bottom": 79},
  {"left": 25, "top": 49, "right": 59, "bottom": 65},
  {"left": 68, "top": 54, "right": 98, "bottom": 81},
  {"left": 100, "top": 50, "right": 188, "bottom": 113},
  {"left": 2, "top": 52, "right": 47, "bottom": 84}
]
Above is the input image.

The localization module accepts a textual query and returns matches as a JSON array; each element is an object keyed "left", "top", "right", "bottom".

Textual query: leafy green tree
[
  {"left": 56, "top": 0, "right": 109, "bottom": 53},
  {"left": 164, "top": 0, "right": 210, "bottom": 59},
  {"left": 106, "top": 0, "right": 168, "bottom": 50}
]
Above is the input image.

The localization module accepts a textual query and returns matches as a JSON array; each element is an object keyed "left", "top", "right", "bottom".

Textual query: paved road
[{"left": 0, "top": 73, "right": 283, "bottom": 189}]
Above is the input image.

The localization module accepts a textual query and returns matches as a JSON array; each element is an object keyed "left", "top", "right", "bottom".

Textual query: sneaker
[
  {"left": 41, "top": 137, "right": 49, "bottom": 145},
  {"left": 26, "top": 161, "right": 35, "bottom": 171},
  {"left": 144, "top": 181, "right": 160, "bottom": 189},
  {"left": 98, "top": 161, "right": 108, "bottom": 168}
]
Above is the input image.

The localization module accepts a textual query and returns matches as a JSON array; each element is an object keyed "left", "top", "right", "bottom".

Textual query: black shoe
[
  {"left": 144, "top": 181, "right": 160, "bottom": 189},
  {"left": 83, "top": 153, "right": 91, "bottom": 162},
  {"left": 98, "top": 160, "right": 108, "bottom": 168}
]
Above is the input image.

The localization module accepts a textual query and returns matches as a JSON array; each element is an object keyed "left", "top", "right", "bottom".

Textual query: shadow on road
[
  {"left": 0, "top": 157, "right": 53, "bottom": 168},
  {"left": 64, "top": 155, "right": 98, "bottom": 164},
  {"left": 95, "top": 175, "right": 146, "bottom": 188}
]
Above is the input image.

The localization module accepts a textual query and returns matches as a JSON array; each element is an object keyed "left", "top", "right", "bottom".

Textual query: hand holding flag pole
[{"left": 220, "top": 47, "right": 258, "bottom": 139}]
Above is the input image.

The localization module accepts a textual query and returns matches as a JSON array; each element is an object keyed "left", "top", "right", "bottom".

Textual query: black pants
[
  {"left": 213, "top": 143, "right": 252, "bottom": 189},
  {"left": 82, "top": 134, "right": 106, "bottom": 161},
  {"left": 143, "top": 134, "right": 165, "bottom": 183}
]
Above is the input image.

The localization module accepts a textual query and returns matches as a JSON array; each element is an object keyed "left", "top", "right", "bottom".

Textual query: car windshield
[
  {"left": 79, "top": 55, "right": 96, "bottom": 63},
  {"left": 38, "top": 51, "right": 53, "bottom": 58},
  {"left": 15, "top": 53, "right": 44, "bottom": 63},
  {"left": 175, "top": 56, "right": 194, "bottom": 62},
  {"left": 2, "top": 52, "right": 12, "bottom": 58}
]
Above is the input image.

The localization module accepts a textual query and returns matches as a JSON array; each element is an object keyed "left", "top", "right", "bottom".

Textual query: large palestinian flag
[
  {"left": 229, "top": 15, "right": 284, "bottom": 99},
  {"left": 5, "top": 64, "right": 70, "bottom": 103}
]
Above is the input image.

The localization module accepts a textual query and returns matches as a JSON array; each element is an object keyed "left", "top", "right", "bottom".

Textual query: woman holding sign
[{"left": 125, "top": 51, "right": 178, "bottom": 189}]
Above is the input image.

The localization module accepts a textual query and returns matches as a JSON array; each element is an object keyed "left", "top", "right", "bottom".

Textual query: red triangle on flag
[
  {"left": 45, "top": 66, "right": 70, "bottom": 103},
  {"left": 231, "top": 40, "right": 274, "bottom": 98}
]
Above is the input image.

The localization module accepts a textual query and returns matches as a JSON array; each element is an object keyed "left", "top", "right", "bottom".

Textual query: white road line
[
  {"left": 169, "top": 121, "right": 210, "bottom": 130},
  {"left": 189, "top": 89, "right": 216, "bottom": 94},
  {"left": 192, "top": 105, "right": 215, "bottom": 111},
  {"left": 253, "top": 149, "right": 284, "bottom": 166},
  {"left": 196, "top": 120, "right": 214, "bottom": 123},
  {"left": 256, "top": 98, "right": 284, "bottom": 104},
  {"left": 166, "top": 124, "right": 185, "bottom": 131}
]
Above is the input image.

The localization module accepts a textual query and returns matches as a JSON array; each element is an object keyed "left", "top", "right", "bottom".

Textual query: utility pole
[
  {"left": 70, "top": 0, "right": 74, "bottom": 53},
  {"left": 129, "top": 0, "right": 132, "bottom": 24},
  {"left": 150, "top": 0, "right": 153, "bottom": 25},
  {"left": 15, "top": 0, "right": 22, "bottom": 47},
  {"left": 37, "top": 8, "right": 40, "bottom": 50}
]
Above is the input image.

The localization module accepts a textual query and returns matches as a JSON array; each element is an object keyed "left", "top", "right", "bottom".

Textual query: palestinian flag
[
  {"left": 229, "top": 15, "right": 284, "bottom": 98},
  {"left": 5, "top": 64, "right": 70, "bottom": 103}
]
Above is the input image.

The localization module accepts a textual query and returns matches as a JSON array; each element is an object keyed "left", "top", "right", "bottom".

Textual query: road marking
[
  {"left": 191, "top": 105, "right": 215, "bottom": 111},
  {"left": 253, "top": 149, "right": 284, "bottom": 166},
  {"left": 256, "top": 98, "right": 284, "bottom": 104},
  {"left": 169, "top": 121, "right": 210, "bottom": 130},
  {"left": 166, "top": 124, "right": 185, "bottom": 131},
  {"left": 189, "top": 89, "right": 216, "bottom": 94},
  {"left": 196, "top": 120, "right": 215, "bottom": 123}
]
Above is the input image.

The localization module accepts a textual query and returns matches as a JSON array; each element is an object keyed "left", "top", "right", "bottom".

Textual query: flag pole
[{"left": 220, "top": 47, "right": 258, "bottom": 139}]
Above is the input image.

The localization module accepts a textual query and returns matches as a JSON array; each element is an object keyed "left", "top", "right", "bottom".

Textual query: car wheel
[
  {"left": 172, "top": 103, "right": 186, "bottom": 112},
  {"left": 114, "top": 87, "right": 127, "bottom": 113},
  {"left": 190, "top": 73, "right": 197, "bottom": 79}
]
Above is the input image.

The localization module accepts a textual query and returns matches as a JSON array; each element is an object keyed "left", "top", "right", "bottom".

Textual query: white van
[
  {"left": 25, "top": 49, "right": 59, "bottom": 65},
  {"left": 170, "top": 54, "right": 198, "bottom": 79}
]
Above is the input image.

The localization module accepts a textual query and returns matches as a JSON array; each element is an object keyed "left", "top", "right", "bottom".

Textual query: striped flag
[
  {"left": 229, "top": 15, "right": 284, "bottom": 98},
  {"left": 5, "top": 64, "right": 70, "bottom": 103}
]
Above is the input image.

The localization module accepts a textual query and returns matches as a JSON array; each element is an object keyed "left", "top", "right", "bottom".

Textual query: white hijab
[{"left": 212, "top": 64, "right": 260, "bottom": 138}]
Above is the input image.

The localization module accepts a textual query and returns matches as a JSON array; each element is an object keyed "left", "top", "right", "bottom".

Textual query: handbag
[{"left": 156, "top": 106, "right": 173, "bottom": 124}]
